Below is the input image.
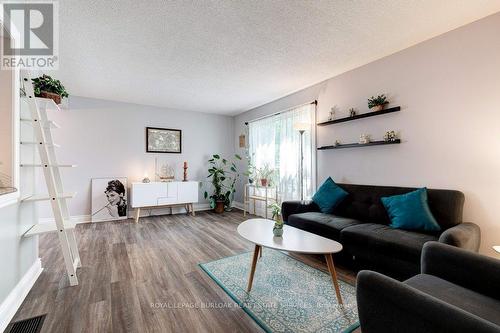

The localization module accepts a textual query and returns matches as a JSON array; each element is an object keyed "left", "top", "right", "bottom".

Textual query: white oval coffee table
[{"left": 237, "top": 218, "right": 344, "bottom": 304}]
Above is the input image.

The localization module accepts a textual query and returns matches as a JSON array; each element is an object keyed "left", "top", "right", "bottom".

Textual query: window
[{"left": 248, "top": 102, "right": 315, "bottom": 201}]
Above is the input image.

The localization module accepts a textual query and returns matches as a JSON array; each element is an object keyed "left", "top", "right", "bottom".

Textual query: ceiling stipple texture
[{"left": 56, "top": 0, "right": 500, "bottom": 115}]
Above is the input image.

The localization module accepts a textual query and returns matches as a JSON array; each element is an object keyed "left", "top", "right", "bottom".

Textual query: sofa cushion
[
  {"left": 312, "top": 177, "right": 348, "bottom": 214},
  {"left": 287, "top": 212, "right": 361, "bottom": 241},
  {"left": 405, "top": 274, "right": 500, "bottom": 326},
  {"left": 381, "top": 188, "right": 441, "bottom": 232},
  {"left": 341, "top": 223, "right": 438, "bottom": 262}
]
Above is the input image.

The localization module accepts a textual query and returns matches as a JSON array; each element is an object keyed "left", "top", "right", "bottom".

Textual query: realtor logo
[{"left": 1, "top": 1, "right": 59, "bottom": 69}]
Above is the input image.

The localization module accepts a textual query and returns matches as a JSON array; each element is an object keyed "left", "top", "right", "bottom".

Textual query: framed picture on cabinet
[{"left": 146, "top": 127, "right": 182, "bottom": 153}]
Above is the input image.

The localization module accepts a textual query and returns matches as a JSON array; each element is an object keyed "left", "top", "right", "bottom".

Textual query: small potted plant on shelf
[
  {"left": 269, "top": 202, "right": 283, "bottom": 237},
  {"left": 31, "top": 74, "right": 69, "bottom": 105},
  {"left": 257, "top": 164, "right": 274, "bottom": 187},
  {"left": 367, "top": 94, "right": 389, "bottom": 112},
  {"left": 204, "top": 154, "right": 242, "bottom": 213}
]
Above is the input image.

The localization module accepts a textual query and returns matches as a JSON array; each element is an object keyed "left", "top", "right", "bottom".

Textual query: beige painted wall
[{"left": 234, "top": 12, "right": 500, "bottom": 256}]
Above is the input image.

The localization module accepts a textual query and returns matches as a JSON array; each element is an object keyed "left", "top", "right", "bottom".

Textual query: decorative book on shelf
[
  {"left": 318, "top": 139, "right": 401, "bottom": 150},
  {"left": 317, "top": 106, "right": 401, "bottom": 126}
]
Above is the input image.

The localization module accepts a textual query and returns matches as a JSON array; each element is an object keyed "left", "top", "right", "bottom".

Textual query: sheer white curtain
[{"left": 249, "top": 103, "right": 315, "bottom": 201}]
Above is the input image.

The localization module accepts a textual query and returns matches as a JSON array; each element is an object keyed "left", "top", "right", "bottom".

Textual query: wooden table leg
[
  {"left": 247, "top": 245, "right": 261, "bottom": 292},
  {"left": 191, "top": 203, "right": 195, "bottom": 216},
  {"left": 134, "top": 208, "right": 141, "bottom": 223},
  {"left": 325, "top": 253, "right": 343, "bottom": 305}
]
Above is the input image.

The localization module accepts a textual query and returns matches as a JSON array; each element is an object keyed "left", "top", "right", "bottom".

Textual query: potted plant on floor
[
  {"left": 204, "top": 154, "right": 242, "bottom": 213},
  {"left": 269, "top": 202, "right": 283, "bottom": 237},
  {"left": 32, "top": 74, "right": 69, "bottom": 105},
  {"left": 367, "top": 94, "right": 389, "bottom": 112}
]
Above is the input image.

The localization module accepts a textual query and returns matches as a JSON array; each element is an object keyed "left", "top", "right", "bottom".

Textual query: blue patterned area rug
[{"left": 199, "top": 250, "right": 359, "bottom": 333}]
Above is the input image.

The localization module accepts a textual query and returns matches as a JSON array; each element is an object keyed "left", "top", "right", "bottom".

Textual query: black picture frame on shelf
[{"left": 146, "top": 127, "right": 182, "bottom": 153}]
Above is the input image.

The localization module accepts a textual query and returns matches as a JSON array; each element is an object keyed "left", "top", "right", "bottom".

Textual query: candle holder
[{"left": 183, "top": 161, "right": 188, "bottom": 181}]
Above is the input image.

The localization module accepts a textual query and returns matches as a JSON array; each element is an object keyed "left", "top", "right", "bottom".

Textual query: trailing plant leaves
[{"left": 213, "top": 154, "right": 220, "bottom": 159}]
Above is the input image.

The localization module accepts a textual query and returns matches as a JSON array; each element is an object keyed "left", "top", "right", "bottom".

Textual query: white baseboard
[
  {"left": 38, "top": 215, "right": 91, "bottom": 224},
  {"left": 38, "top": 203, "right": 214, "bottom": 224},
  {"left": 0, "top": 258, "right": 43, "bottom": 332}
]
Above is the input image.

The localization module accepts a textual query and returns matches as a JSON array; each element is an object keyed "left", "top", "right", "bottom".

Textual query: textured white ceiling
[{"left": 56, "top": 0, "right": 500, "bottom": 115}]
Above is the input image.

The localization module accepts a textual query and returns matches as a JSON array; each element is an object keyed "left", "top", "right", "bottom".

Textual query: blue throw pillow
[
  {"left": 312, "top": 177, "right": 348, "bottom": 214},
  {"left": 381, "top": 188, "right": 441, "bottom": 232}
]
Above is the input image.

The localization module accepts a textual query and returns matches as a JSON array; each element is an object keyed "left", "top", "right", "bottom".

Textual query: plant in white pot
[
  {"left": 367, "top": 94, "right": 389, "bottom": 112},
  {"left": 269, "top": 202, "right": 283, "bottom": 237}
]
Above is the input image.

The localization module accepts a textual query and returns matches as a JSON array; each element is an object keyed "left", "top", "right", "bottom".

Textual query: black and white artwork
[
  {"left": 91, "top": 177, "right": 128, "bottom": 222},
  {"left": 146, "top": 127, "right": 182, "bottom": 153}
]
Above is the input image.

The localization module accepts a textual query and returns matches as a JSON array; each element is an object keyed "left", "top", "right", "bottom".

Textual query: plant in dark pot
[
  {"left": 31, "top": 74, "right": 69, "bottom": 105},
  {"left": 204, "top": 154, "right": 242, "bottom": 213},
  {"left": 367, "top": 94, "right": 389, "bottom": 112}
]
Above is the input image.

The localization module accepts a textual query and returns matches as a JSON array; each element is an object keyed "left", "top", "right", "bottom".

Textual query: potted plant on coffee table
[
  {"left": 367, "top": 94, "right": 389, "bottom": 112},
  {"left": 204, "top": 154, "right": 242, "bottom": 213},
  {"left": 269, "top": 202, "right": 283, "bottom": 237},
  {"left": 31, "top": 74, "right": 69, "bottom": 105}
]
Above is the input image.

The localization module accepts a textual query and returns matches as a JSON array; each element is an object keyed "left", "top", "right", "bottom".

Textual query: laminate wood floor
[{"left": 11, "top": 209, "right": 356, "bottom": 333}]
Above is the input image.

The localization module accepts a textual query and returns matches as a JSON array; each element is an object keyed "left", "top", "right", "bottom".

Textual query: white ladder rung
[
  {"left": 23, "top": 221, "right": 77, "bottom": 237},
  {"left": 21, "top": 192, "right": 77, "bottom": 202},
  {"left": 21, "top": 118, "right": 60, "bottom": 129},
  {"left": 22, "top": 96, "right": 62, "bottom": 111},
  {"left": 20, "top": 163, "right": 77, "bottom": 168},
  {"left": 20, "top": 141, "right": 60, "bottom": 148}
]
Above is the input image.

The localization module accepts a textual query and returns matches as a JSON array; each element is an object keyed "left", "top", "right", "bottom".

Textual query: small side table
[{"left": 243, "top": 183, "right": 279, "bottom": 219}]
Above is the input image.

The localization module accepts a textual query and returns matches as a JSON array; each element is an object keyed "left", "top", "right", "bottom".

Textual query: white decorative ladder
[{"left": 20, "top": 70, "right": 81, "bottom": 286}]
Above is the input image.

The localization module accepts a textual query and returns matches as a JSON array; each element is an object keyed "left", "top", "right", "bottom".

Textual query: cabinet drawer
[{"left": 157, "top": 196, "right": 177, "bottom": 205}]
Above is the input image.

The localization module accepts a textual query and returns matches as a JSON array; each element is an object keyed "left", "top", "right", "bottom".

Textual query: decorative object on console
[
  {"left": 31, "top": 74, "right": 69, "bottom": 105},
  {"left": 349, "top": 108, "right": 357, "bottom": 117},
  {"left": 146, "top": 127, "right": 182, "bottom": 153},
  {"left": 142, "top": 173, "right": 151, "bottom": 183},
  {"left": 183, "top": 161, "right": 188, "bottom": 181},
  {"left": 131, "top": 181, "right": 198, "bottom": 222},
  {"left": 269, "top": 202, "right": 284, "bottom": 237},
  {"left": 203, "top": 154, "right": 242, "bottom": 213},
  {"left": 91, "top": 177, "right": 128, "bottom": 222},
  {"left": 155, "top": 158, "right": 175, "bottom": 181},
  {"left": 359, "top": 134, "right": 371, "bottom": 144},
  {"left": 384, "top": 130, "right": 398, "bottom": 142},
  {"left": 367, "top": 94, "right": 389, "bottom": 111}
]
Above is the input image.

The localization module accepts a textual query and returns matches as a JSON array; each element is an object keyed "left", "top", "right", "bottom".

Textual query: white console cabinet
[{"left": 130, "top": 181, "right": 198, "bottom": 222}]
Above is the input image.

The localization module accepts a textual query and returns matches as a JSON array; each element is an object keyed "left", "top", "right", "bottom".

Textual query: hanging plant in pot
[
  {"left": 367, "top": 94, "right": 389, "bottom": 112},
  {"left": 204, "top": 154, "right": 242, "bottom": 213},
  {"left": 31, "top": 74, "right": 69, "bottom": 105},
  {"left": 269, "top": 202, "right": 284, "bottom": 237}
]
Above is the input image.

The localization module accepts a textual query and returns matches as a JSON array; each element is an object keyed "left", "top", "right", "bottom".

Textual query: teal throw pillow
[
  {"left": 312, "top": 177, "right": 348, "bottom": 214},
  {"left": 381, "top": 188, "right": 441, "bottom": 232}
]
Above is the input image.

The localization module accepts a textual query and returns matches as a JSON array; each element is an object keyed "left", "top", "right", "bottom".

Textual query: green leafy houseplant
[
  {"left": 203, "top": 154, "right": 242, "bottom": 213},
  {"left": 269, "top": 202, "right": 283, "bottom": 237},
  {"left": 31, "top": 74, "right": 69, "bottom": 104},
  {"left": 367, "top": 94, "right": 389, "bottom": 111},
  {"left": 256, "top": 164, "right": 275, "bottom": 187}
]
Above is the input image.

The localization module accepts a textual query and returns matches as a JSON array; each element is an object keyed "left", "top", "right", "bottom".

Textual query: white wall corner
[{"left": 0, "top": 258, "right": 42, "bottom": 332}]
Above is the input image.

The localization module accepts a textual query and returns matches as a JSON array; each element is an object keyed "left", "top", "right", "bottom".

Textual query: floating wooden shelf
[
  {"left": 318, "top": 139, "right": 401, "bottom": 150},
  {"left": 317, "top": 106, "right": 401, "bottom": 126}
]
